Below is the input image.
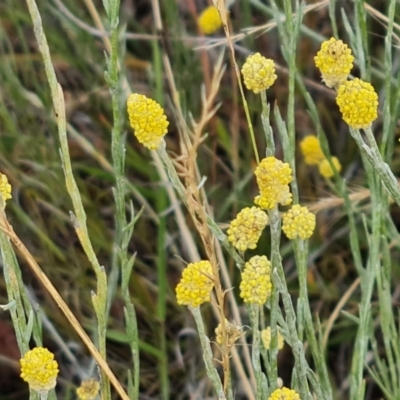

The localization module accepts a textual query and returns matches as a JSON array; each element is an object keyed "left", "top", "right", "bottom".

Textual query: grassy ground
[{"left": 1, "top": 0, "right": 400, "bottom": 399}]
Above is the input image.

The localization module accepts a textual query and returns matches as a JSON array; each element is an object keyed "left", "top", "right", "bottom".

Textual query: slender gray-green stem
[
  {"left": 191, "top": 307, "right": 225, "bottom": 399},
  {"left": 25, "top": 0, "right": 110, "bottom": 396},
  {"left": 294, "top": 240, "right": 332, "bottom": 399},
  {"left": 349, "top": 127, "right": 400, "bottom": 207},
  {"left": 104, "top": 0, "right": 140, "bottom": 397},
  {"left": 268, "top": 208, "right": 311, "bottom": 400},
  {"left": 349, "top": 150, "right": 382, "bottom": 400},
  {"left": 249, "top": 305, "right": 265, "bottom": 400}
]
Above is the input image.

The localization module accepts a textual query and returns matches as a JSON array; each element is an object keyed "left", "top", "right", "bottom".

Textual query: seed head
[
  {"left": 227, "top": 207, "right": 268, "bottom": 252},
  {"left": 127, "top": 93, "right": 169, "bottom": 150},
  {"left": 176, "top": 261, "right": 214, "bottom": 308},
  {"left": 198, "top": 6, "right": 223, "bottom": 35},
  {"left": 215, "top": 319, "right": 243, "bottom": 347},
  {"left": 240, "top": 255, "right": 272, "bottom": 305},
  {"left": 282, "top": 205, "right": 316, "bottom": 240},
  {"left": 76, "top": 379, "right": 100, "bottom": 400},
  {"left": 336, "top": 78, "right": 378, "bottom": 129},
  {"left": 20, "top": 347, "right": 59, "bottom": 393},
  {"left": 300, "top": 136, "right": 325, "bottom": 165},
  {"left": 241, "top": 53, "right": 277, "bottom": 93},
  {"left": 314, "top": 37, "right": 354, "bottom": 88}
]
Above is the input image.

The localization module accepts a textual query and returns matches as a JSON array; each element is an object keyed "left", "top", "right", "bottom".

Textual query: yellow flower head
[
  {"left": 176, "top": 261, "right": 214, "bottom": 308},
  {"left": 215, "top": 319, "right": 243, "bottom": 347},
  {"left": 318, "top": 156, "right": 342, "bottom": 178},
  {"left": 227, "top": 206, "right": 269, "bottom": 252},
  {"left": 314, "top": 37, "right": 354, "bottom": 88},
  {"left": 198, "top": 6, "right": 223, "bottom": 35},
  {"left": 336, "top": 78, "right": 378, "bottom": 129},
  {"left": 240, "top": 255, "right": 272, "bottom": 305},
  {"left": 300, "top": 136, "right": 325, "bottom": 165},
  {"left": 20, "top": 347, "right": 59, "bottom": 393},
  {"left": 254, "top": 157, "right": 293, "bottom": 210},
  {"left": 0, "top": 172, "right": 12, "bottom": 205},
  {"left": 268, "top": 387, "right": 301, "bottom": 400},
  {"left": 241, "top": 53, "right": 277, "bottom": 93},
  {"left": 282, "top": 205, "right": 316, "bottom": 240},
  {"left": 127, "top": 93, "right": 169, "bottom": 150},
  {"left": 76, "top": 378, "right": 100, "bottom": 400},
  {"left": 261, "top": 327, "right": 285, "bottom": 350}
]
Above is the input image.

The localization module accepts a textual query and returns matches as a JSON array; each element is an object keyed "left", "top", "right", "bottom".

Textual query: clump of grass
[{"left": 1, "top": 0, "right": 400, "bottom": 399}]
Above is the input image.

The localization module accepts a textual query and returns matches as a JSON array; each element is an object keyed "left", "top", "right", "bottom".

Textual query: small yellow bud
[
  {"left": 282, "top": 205, "right": 316, "bottom": 240},
  {"left": 20, "top": 347, "right": 59, "bottom": 393},
  {"left": 240, "top": 255, "right": 272, "bottom": 305},
  {"left": 175, "top": 261, "right": 214, "bottom": 308},
  {"left": 241, "top": 53, "right": 277, "bottom": 93},
  {"left": 300, "top": 136, "right": 325, "bottom": 165},
  {"left": 336, "top": 78, "right": 378, "bottom": 129},
  {"left": 127, "top": 93, "right": 169, "bottom": 150},
  {"left": 318, "top": 157, "right": 342, "bottom": 178},
  {"left": 198, "top": 6, "right": 223, "bottom": 35},
  {"left": 314, "top": 37, "right": 354, "bottom": 88}
]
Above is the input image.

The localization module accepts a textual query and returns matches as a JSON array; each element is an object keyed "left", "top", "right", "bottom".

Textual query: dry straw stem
[{"left": 0, "top": 209, "right": 129, "bottom": 400}]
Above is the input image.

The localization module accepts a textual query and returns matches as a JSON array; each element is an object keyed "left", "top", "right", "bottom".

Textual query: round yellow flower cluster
[
  {"left": 336, "top": 78, "right": 378, "bottom": 129},
  {"left": 176, "top": 261, "right": 214, "bottom": 308},
  {"left": 299, "top": 136, "right": 325, "bottom": 165},
  {"left": 126, "top": 93, "right": 169, "bottom": 150},
  {"left": 314, "top": 37, "right": 354, "bottom": 88},
  {"left": 215, "top": 319, "right": 243, "bottom": 347},
  {"left": 254, "top": 157, "right": 293, "bottom": 210},
  {"left": 261, "top": 327, "right": 285, "bottom": 350},
  {"left": 240, "top": 255, "right": 272, "bottom": 305},
  {"left": 268, "top": 387, "right": 301, "bottom": 400},
  {"left": 0, "top": 172, "right": 12, "bottom": 204},
  {"left": 198, "top": 6, "right": 223, "bottom": 35},
  {"left": 282, "top": 205, "right": 316, "bottom": 240},
  {"left": 315, "top": 38, "right": 378, "bottom": 129},
  {"left": 20, "top": 347, "right": 59, "bottom": 393},
  {"left": 227, "top": 206, "right": 269, "bottom": 251},
  {"left": 318, "top": 156, "right": 342, "bottom": 178},
  {"left": 241, "top": 53, "right": 277, "bottom": 94},
  {"left": 76, "top": 378, "right": 100, "bottom": 400}
]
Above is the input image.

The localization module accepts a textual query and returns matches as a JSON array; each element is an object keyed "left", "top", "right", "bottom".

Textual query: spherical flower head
[
  {"left": 254, "top": 157, "right": 293, "bottom": 210},
  {"left": 20, "top": 347, "right": 59, "bottom": 393},
  {"left": 176, "top": 261, "right": 214, "bottom": 308},
  {"left": 314, "top": 37, "right": 354, "bottom": 88},
  {"left": 268, "top": 387, "right": 301, "bottom": 400},
  {"left": 127, "top": 93, "right": 169, "bottom": 150},
  {"left": 282, "top": 205, "right": 316, "bottom": 240},
  {"left": 215, "top": 319, "right": 243, "bottom": 347},
  {"left": 261, "top": 327, "right": 284, "bottom": 350},
  {"left": 198, "top": 6, "right": 222, "bottom": 35},
  {"left": 227, "top": 207, "right": 268, "bottom": 251},
  {"left": 336, "top": 78, "right": 378, "bottom": 129},
  {"left": 300, "top": 136, "right": 325, "bottom": 165},
  {"left": 240, "top": 255, "right": 272, "bottom": 305},
  {"left": 0, "top": 172, "right": 12, "bottom": 206},
  {"left": 318, "top": 156, "right": 341, "bottom": 178},
  {"left": 76, "top": 378, "right": 100, "bottom": 400},
  {"left": 241, "top": 53, "right": 277, "bottom": 94}
]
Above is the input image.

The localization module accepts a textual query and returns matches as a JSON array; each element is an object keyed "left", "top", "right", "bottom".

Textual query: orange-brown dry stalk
[{"left": 174, "top": 61, "right": 233, "bottom": 395}]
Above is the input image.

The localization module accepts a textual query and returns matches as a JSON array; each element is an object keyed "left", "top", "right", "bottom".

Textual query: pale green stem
[
  {"left": 24, "top": 0, "right": 109, "bottom": 395},
  {"left": 349, "top": 127, "right": 400, "bottom": 207},
  {"left": 268, "top": 208, "right": 311, "bottom": 400},
  {"left": 190, "top": 307, "right": 225, "bottom": 398}
]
